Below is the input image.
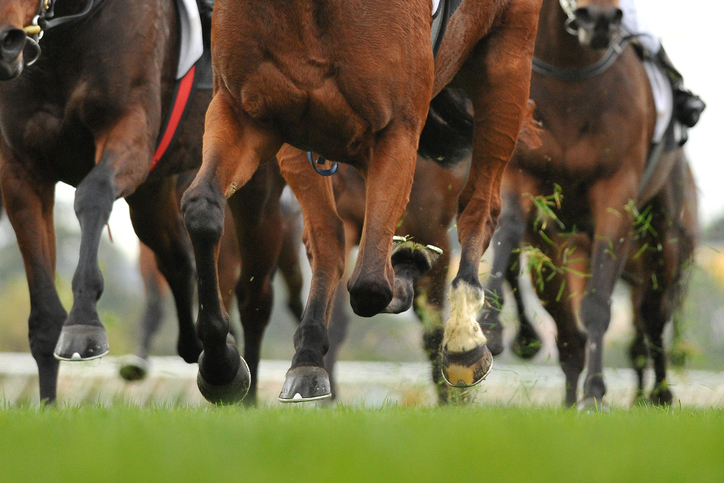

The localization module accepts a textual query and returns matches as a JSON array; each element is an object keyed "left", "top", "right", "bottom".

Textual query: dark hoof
[
  {"left": 650, "top": 382, "right": 673, "bottom": 407},
  {"left": 383, "top": 238, "right": 443, "bottom": 314},
  {"left": 278, "top": 366, "right": 332, "bottom": 403},
  {"left": 442, "top": 344, "right": 493, "bottom": 388},
  {"left": 511, "top": 333, "right": 542, "bottom": 360},
  {"left": 177, "top": 339, "right": 203, "bottom": 364},
  {"left": 390, "top": 237, "right": 442, "bottom": 280},
  {"left": 197, "top": 356, "right": 251, "bottom": 405},
  {"left": 577, "top": 397, "right": 609, "bottom": 412},
  {"left": 54, "top": 324, "right": 110, "bottom": 361},
  {"left": 479, "top": 316, "right": 505, "bottom": 356},
  {"left": 119, "top": 355, "right": 149, "bottom": 381},
  {"left": 349, "top": 280, "right": 393, "bottom": 318}
]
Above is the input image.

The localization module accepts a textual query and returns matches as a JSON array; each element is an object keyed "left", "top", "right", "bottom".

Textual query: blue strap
[{"left": 307, "top": 151, "right": 338, "bottom": 177}]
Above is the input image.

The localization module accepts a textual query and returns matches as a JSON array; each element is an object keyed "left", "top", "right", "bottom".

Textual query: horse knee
[
  {"left": 580, "top": 292, "right": 611, "bottom": 337},
  {"left": 74, "top": 169, "right": 114, "bottom": 218},
  {"left": 181, "top": 184, "right": 225, "bottom": 244}
]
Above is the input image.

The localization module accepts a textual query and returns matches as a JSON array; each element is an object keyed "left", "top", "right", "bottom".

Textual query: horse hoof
[
  {"left": 278, "top": 366, "right": 332, "bottom": 403},
  {"left": 576, "top": 397, "right": 609, "bottom": 412},
  {"left": 197, "top": 357, "right": 251, "bottom": 405},
  {"left": 119, "top": 355, "right": 149, "bottom": 381},
  {"left": 442, "top": 344, "right": 493, "bottom": 388},
  {"left": 54, "top": 324, "right": 110, "bottom": 361},
  {"left": 390, "top": 237, "right": 442, "bottom": 278},
  {"left": 511, "top": 335, "right": 542, "bottom": 360},
  {"left": 649, "top": 385, "right": 673, "bottom": 407},
  {"left": 479, "top": 317, "right": 504, "bottom": 356}
]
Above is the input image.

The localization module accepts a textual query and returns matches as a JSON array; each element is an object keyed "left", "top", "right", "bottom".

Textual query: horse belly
[{"left": 238, "top": 67, "right": 381, "bottom": 163}]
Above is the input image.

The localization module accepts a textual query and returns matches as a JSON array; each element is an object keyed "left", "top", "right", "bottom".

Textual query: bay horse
[
  {"left": 182, "top": 0, "right": 542, "bottom": 403},
  {"left": 324, "top": 149, "right": 469, "bottom": 404},
  {"left": 0, "top": 0, "right": 215, "bottom": 403},
  {"left": 322, "top": 92, "right": 542, "bottom": 404},
  {"left": 479, "top": 0, "right": 697, "bottom": 407}
]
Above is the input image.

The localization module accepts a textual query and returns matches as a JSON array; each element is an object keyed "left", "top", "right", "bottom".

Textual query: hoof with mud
[
  {"left": 279, "top": 366, "right": 332, "bottom": 403},
  {"left": 390, "top": 236, "right": 442, "bottom": 277},
  {"left": 119, "top": 355, "right": 149, "bottom": 381},
  {"left": 197, "top": 356, "right": 251, "bottom": 405},
  {"left": 383, "top": 237, "right": 443, "bottom": 314},
  {"left": 54, "top": 324, "right": 110, "bottom": 361},
  {"left": 576, "top": 397, "right": 609, "bottom": 412},
  {"left": 442, "top": 344, "right": 493, "bottom": 388}
]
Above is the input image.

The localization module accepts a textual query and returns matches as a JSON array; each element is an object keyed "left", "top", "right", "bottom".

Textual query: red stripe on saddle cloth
[{"left": 151, "top": 65, "right": 197, "bottom": 170}]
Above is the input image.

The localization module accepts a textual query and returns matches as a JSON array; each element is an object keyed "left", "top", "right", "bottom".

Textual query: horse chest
[{"left": 13, "top": 106, "right": 97, "bottom": 184}]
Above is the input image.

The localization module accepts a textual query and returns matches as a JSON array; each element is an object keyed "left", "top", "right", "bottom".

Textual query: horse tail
[{"left": 418, "top": 88, "right": 474, "bottom": 167}]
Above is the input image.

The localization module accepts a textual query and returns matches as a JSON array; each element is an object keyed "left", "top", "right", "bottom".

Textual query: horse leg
[
  {"left": 441, "top": 16, "right": 536, "bottom": 387},
  {"left": 119, "top": 243, "right": 167, "bottom": 381},
  {"left": 54, "top": 109, "right": 163, "bottom": 361},
  {"left": 628, "top": 279, "right": 648, "bottom": 404},
  {"left": 0, "top": 159, "right": 65, "bottom": 403},
  {"left": 413, "top": 228, "right": 454, "bottom": 404},
  {"left": 579, "top": 173, "right": 637, "bottom": 408},
  {"left": 277, "top": 191, "right": 305, "bottom": 322},
  {"left": 508, "top": 246, "right": 543, "bottom": 360},
  {"left": 228, "top": 162, "right": 286, "bottom": 405},
  {"left": 218, "top": 206, "right": 241, "bottom": 332},
  {"left": 137, "top": 244, "right": 167, "bottom": 361},
  {"left": 324, "top": 281, "right": 351, "bottom": 400},
  {"left": 181, "top": 91, "right": 281, "bottom": 404},
  {"left": 480, "top": 190, "right": 527, "bottom": 356},
  {"left": 323, "top": 221, "right": 360, "bottom": 400},
  {"left": 277, "top": 145, "right": 345, "bottom": 402},
  {"left": 127, "top": 177, "right": 202, "bottom": 365},
  {"left": 347, "top": 128, "right": 435, "bottom": 318},
  {"left": 536, "top": 233, "right": 588, "bottom": 407}
]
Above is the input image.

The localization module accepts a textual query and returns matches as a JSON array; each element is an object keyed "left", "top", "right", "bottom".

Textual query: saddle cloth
[
  {"left": 642, "top": 58, "right": 676, "bottom": 144},
  {"left": 176, "top": 0, "right": 204, "bottom": 79},
  {"left": 151, "top": 0, "right": 210, "bottom": 167}
]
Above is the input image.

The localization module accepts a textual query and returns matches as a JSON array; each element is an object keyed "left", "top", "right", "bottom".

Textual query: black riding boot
[
  {"left": 656, "top": 47, "right": 706, "bottom": 128},
  {"left": 196, "top": 0, "right": 214, "bottom": 49}
]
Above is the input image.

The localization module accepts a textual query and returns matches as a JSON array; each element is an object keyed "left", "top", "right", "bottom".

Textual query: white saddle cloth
[
  {"left": 176, "top": 0, "right": 204, "bottom": 79},
  {"left": 432, "top": 0, "right": 441, "bottom": 16}
]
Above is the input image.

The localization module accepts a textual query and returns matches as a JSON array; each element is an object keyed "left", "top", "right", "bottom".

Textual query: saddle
[
  {"left": 630, "top": 42, "right": 682, "bottom": 198},
  {"left": 431, "top": 0, "right": 464, "bottom": 56},
  {"left": 151, "top": 0, "right": 213, "bottom": 167}
]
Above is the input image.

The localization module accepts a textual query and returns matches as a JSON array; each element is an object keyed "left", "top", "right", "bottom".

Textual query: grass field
[{"left": 1, "top": 406, "right": 722, "bottom": 482}]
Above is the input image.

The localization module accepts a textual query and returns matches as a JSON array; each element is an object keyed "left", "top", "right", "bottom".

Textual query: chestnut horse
[
  {"left": 181, "top": 0, "right": 542, "bottom": 403},
  {"left": 479, "top": 0, "right": 696, "bottom": 407},
  {"left": 0, "top": 0, "right": 214, "bottom": 403}
]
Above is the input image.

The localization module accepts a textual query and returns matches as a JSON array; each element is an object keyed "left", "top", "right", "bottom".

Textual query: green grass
[{"left": 1, "top": 406, "right": 723, "bottom": 482}]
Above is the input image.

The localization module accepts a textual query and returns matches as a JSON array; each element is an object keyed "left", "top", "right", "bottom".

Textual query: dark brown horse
[
  {"left": 479, "top": 0, "right": 697, "bottom": 407},
  {"left": 0, "top": 0, "right": 214, "bottom": 403},
  {"left": 119, "top": 182, "right": 307, "bottom": 389},
  {"left": 181, "top": 0, "right": 542, "bottom": 403}
]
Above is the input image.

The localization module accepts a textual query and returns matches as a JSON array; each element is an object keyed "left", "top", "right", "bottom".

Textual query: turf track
[{"left": 0, "top": 406, "right": 722, "bottom": 482}]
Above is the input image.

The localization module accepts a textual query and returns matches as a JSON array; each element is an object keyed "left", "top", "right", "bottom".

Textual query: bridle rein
[{"left": 22, "top": 0, "right": 99, "bottom": 65}]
